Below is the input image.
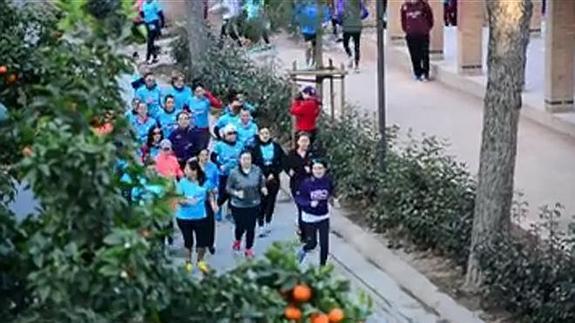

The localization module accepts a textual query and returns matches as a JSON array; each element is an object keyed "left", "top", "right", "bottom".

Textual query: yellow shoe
[
  {"left": 184, "top": 262, "right": 193, "bottom": 272},
  {"left": 197, "top": 260, "right": 209, "bottom": 274}
]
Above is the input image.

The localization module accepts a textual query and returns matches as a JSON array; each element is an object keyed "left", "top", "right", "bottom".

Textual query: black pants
[
  {"left": 145, "top": 21, "right": 160, "bottom": 62},
  {"left": 177, "top": 217, "right": 209, "bottom": 249},
  {"left": 331, "top": 18, "right": 338, "bottom": 36},
  {"left": 303, "top": 218, "right": 330, "bottom": 266},
  {"left": 217, "top": 175, "right": 230, "bottom": 207},
  {"left": 231, "top": 205, "right": 259, "bottom": 249},
  {"left": 343, "top": 31, "right": 361, "bottom": 65},
  {"left": 206, "top": 200, "right": 215, "bottom": 248},
  {"left": 258, "top": 177, "right": 280, "bottom": 226},
  {"left": 221, "top": 18, "right": 242, "bottom": 46},
  {"left": 406, "top": 34, "right": 430, "bottom": 78}
]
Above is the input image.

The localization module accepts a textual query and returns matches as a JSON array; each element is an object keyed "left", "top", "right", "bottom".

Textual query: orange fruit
[
  {"left": 6, "top": 73, "right": 17, "bottom": 84},
  {"left": 22, "top": 146, "right": 33, "bottom": 157},
  {"left": 284, "top": 305, "right": 302, "bottom": 321},
  {"left": 0, "top": 66, "right": 7, "bottom": 74},
  {"left": 292, "top": 284, "right": 312, "bottom": 302},
  {"left": 328, "top": 308, "right": 344, "bottom": 322},
  {"left": 310, "top": 313, "right": 329, "bottom": 323}
]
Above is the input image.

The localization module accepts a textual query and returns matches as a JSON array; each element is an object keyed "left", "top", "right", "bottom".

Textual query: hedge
[{"left": 171, "top": 29, "right": 575, "bottom": 323}]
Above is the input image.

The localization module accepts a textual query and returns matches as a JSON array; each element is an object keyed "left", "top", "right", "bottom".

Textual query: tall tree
[
  {"left": 465, "top": 0, "right": 533, "bottom": 289},
  {"left": 185, "top": 0, "right": 209, "bottom": 70}
]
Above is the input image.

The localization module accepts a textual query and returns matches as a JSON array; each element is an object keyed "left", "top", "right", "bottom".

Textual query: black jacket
[
  {"left": 285, "top": 148, "right": 319, "bottom": 194},
  {"left": 249, "top": 137, "right": 286, "bottom": 178}
]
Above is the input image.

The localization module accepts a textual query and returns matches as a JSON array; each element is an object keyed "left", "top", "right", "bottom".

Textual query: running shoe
[
  {"left": 265, "top": 223, "right": 272, "bottom": 234},
  {"left": 208, "top": 246, "right": 216, "bottom": 255},
  {"left": 232, "top": 240, "right": 241, "bottom": 251},
  {"left": 297, "top": 248, "right": 306, "bottom": 264},
  {"left": 258, "top": 226, "right": 267, "bottom": 238},
  {"left": 184, "top": 261, "right": 193, "bottom": 272},
  {"left": 197, "top": 260, "right": 209, "bottom": 274},
  {"left": 245, "top": 248, "right": 255, "bottom": 258}
]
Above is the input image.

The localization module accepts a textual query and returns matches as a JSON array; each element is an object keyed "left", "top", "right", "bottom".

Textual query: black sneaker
[{"left": 208, "top": 246, "right": 216, "bottom": 255}]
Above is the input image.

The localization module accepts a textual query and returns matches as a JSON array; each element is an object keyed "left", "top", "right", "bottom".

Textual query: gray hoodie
[{"left": 226, "top": 165, "right": 265, "bottom": 208}]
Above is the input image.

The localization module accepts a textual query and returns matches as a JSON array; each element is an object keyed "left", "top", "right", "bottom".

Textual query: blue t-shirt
[
  {"left": 223, "top": 102, "right": 256, "bottom": 115},
  {"left": 203, "top": 161, "right": 220, "bottom": 192},
  {"left": 142, "top": 0, "right": 162, "bottom": 24},
  {"left": 213, "top": 141, "right": 242, "bottom": 176},
  {"left": 187, "top": 95, "right": 211, "bottom": 128},
  {"left": 136, "top": 85, "right": 162, "bottom": 119},
  {"left": 163, "top": 85, "right": 192, "bottom": 112},
  {"left": 260, "top": 142, "right": 275, "bottom": 166},
  {"left": 155, "top": 108, "right": 179, "bottom": 137},
  {"left": 216, "top": 112, "right": 240, "bottom": 131},
  {"left": 131, "top": 116, "right": 157, "bottom": 144},
  {"left": 235, "top": 120, "right": 258, "bottom": 148},
  {"left": 176, "top": 178, "right": 208, "bottom": 220}
]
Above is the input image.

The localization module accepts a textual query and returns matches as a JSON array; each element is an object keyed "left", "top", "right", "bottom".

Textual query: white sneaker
[
  {"left": 258, "top": 226, "right": 267, "bottom": 237},
  {"left": 347, "top": 57, "right": 354, "bottom": 69},
  {"left": 265, "top": 223, "right": 272, "bottom": 234}
]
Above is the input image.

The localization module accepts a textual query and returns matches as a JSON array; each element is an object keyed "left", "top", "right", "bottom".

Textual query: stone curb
[
  {"left": 278, "top": 174, "right": 484, "bottom": 323},
  {"left": 384, "top": 41, "right": 575, "bottom": 139}
]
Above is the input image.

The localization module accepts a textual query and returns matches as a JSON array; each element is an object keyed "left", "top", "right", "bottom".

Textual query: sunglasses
[{"left": 227, "top": 131, "right": 237, "bottom": 135}]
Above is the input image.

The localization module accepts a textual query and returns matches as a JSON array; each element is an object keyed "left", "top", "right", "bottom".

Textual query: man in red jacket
[
  {"left": 401, "top": 0, "right": 434, "bottom": 81},
  {"left": 290, "top": 86, "right": 321, "bottom": 144}
]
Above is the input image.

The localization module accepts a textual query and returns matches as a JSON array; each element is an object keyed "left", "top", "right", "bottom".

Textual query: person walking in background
[
  {"left": 295, "top": 159, "right": 334, "bottom": 266},
  {"left": 285, "top": 132, "right": 316, "bottom": 242},
  {"left": 290, "top": 86, "right": 321, "bottom": 145},
  {"left": 401, "top": 0, "right": 433, "bottom": 82},
  {"left": 342, "top": 0, "right": 369, "bottom": 72},
  {"left": 176, "top": 159, "right": 217, "bottom": 272},
  {"left": 140, "top": 0, "right": 164, "bottom": 65},
  {"left": 197, "top": 149, "right": 220, "bottom": 254},
  {"left": 443, "top": 0, "right": 457, "bottom": 26},
  {"left": 216, "top": 0, "right": 243, "bottom": 47},
  {"left": 243, "top": 0, "right": 272, "bottom": 50},
  {"left": 250, "top": 126, "right": 286, "bottom": 237},
  {"left": 294, "top": 0, "right": 330, "bottom": 68},
  {"left": 226, "top": 151, "right": 267, "bottom": 258}
]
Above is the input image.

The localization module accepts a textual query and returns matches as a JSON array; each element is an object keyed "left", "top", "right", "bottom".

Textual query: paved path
[{"left": 265, "top": 33, "right": 575, "bottom": 231}]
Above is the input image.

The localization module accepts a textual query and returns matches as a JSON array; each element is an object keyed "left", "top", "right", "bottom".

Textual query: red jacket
[
  {"left": 290, "top": 98, "right": 320, "bottom": 131},
  {"left": 205, "top": 90, "right": 223, "bottom": 110},
  {"left": 401, "top": 0, "right": 434, "bottom": 36}
]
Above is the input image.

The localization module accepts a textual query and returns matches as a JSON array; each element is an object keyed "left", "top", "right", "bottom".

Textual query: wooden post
[{"left": 329, "top": 59, "right": 335, "bottom": 120}]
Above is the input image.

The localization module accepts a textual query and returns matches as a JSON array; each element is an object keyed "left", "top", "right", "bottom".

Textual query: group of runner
[{"left": 109, "top": 60, "right": 335, "bottom": 270}]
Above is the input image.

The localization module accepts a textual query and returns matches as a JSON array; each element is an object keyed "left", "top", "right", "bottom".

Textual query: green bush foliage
[
  {"left": 170, "top": 21, "right": 575, "bottom": 322},
  {"left": 0, "top": 1, "right": 370, "bottom": 322}
]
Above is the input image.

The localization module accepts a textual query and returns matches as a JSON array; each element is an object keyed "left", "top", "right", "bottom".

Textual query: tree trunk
[
  {"left": 185, "top": 0, "right": 209, "bottom": 71},
  {"left": 464, "top": 0, "right": 532, "bottom": 290}
]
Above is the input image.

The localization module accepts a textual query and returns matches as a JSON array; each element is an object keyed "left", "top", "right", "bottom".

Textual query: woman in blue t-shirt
[{"left": 176, "top": 159, "right": 218, "bottom": 269}]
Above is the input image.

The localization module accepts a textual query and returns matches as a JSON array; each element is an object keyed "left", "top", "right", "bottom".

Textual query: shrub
[{"left": 0, "top": 1, "right": 370, "bottom": 321}]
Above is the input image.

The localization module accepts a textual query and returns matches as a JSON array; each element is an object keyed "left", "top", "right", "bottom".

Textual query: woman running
[
  {"left": 155, "top": 95, "right": 178, "bottom": 138},
  {"left": 154, "top": 139, "right": 183, "bottom": 179},
  {"left": 197, "top": 149, "right": 220, "bottom": 254},
  {"left": 342, "top": 0, "right": 368, "bottom": 72},
  {"left": 236, "top": 108, "right": 258, "bottom": 149},
  {"left": 226, "top": 150, "right": 267, "bottom": 258},
  {"left": 135, "top": 72, "right": 163, "bottom": 119},
  {"left": 176, "top": 159, "right": 218, "bottom": 271},
  {"left": 250, "top": 126, "right": 286, "bottom": 237},
  {"left": 290, "top": 86, "right": 321, "bottom": 145},
  {"left": 285, "top": 132, "right": 315, "bottom": 242},
  {"left": 140, "top": 0, "right": 165, "bottom": 64},
  {"left": 140, "top": 125, "right": 163, "bottom": 164},
  {"left": 169, "top": 111, "right": 200, "bottom": 169},
  {"left": 164, "top": 72, "right": 192, "bottom": 113},
  {"left": 187, "top": 82, "right": 212, "bottom": 151},
  {"left": 211, "top": 124, "right": 243, "bottom": 219},
  {"left": 295, "top": 159, "right": 334, "bottom": 266}
]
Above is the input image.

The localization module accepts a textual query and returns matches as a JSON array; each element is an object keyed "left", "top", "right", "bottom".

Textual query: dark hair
[
  {"left": 295, "top": 131, "right": 311, "bottom": 146},
  {"left": 164, "top": 94, "right": 175, "bottom": 104},
  {"left": 311, "top": 158, "right": 328, "bottom": 169},
  {"left": 146, "top": 125, "right": 163, "bottom": 148},
  {"left": 171, "top": 72, "right": 184, "bottom": 84},
  {"left": 227, "top": 89, "right": 239, "bottom": 103},
  {"left": 144, "top": 72, "right": 154, "bottom": 78},
  {"left": 192, "top": 78, "right": 204, "bottom": 91},
  {"left": 185, "top": 159, "right": 206, "bottom": 185}
]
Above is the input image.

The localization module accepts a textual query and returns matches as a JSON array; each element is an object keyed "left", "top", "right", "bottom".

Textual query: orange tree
[{"left": 0, "top": 1, "right": 370, "bottom": 321}]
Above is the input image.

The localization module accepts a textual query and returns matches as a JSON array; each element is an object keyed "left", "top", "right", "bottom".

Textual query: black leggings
[
  {"left": 145, "top": 21, "right": 160, "bottom": 61},
  {"left": 343, "top": 31, "right": 361, "bottom": 65},
  {"left": 217, "top": 175, "right": 230, "bottom": 207},
  {"left": 231, "top": 205, "right": 259, "bottom": 249},
  {"left": 303, "top": 218, "right": 330, "bottom": 266},
  {"left": 221, "top": 18, "right": 242, "bottom": 46},
  {"left": 258, "top": 177, "right": 280, "bottom": 226},
  {"left": 406, "top": 34, "right": 430, "bottom": 78},
  {"left": 206, "top": 200, "right": 215, "bottom": 248},
  {"left": 177, "top": 217, "right": 209, "bottom": 249}
]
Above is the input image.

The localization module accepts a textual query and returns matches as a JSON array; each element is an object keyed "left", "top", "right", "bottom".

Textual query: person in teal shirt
[
  {"left": 234, "top": 108, "right": 258, "bottom": 149},
  {"left": 176, "top": 159, "right": 217, "bottom": 268},
  {"left": 135, "top": 72, "right": 163, "bottom": 119},
  {"left": 155, "top": 95, "right": 179, "bottom": 138},
  {"left": 130, "top": 101, "right": 158, "bottom": 144},
  {"left": 163, "top": 73, "right": 192, "bottom": 112},
  {"left": 187, "top": 83, "right": 212, "bottom": 150}
]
